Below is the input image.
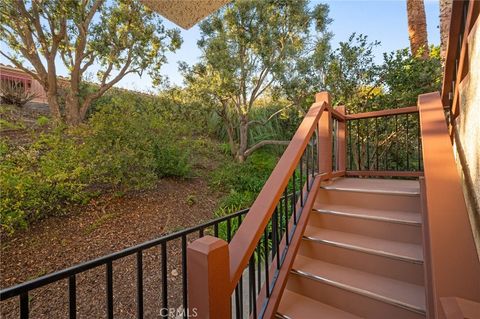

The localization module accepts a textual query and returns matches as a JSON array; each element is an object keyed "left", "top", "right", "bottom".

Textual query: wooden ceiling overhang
[{"left": 140, "top": 0, "right": 230, "bottom": 29}]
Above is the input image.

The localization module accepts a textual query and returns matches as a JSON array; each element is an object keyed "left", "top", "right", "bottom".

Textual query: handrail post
[
  {"left": 187, "top": 236, "right": 231, "bottom": 319},
  {"left": 316, "top": 92, "right": 332, "bottom": 175},
  {"left": 336, "top": 105, "right": 346, "bottom": 172}
]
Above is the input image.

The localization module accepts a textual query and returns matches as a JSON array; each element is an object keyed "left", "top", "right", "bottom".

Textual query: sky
[{"left": 0, "top": 0, "right": 441, "bottom": 92}]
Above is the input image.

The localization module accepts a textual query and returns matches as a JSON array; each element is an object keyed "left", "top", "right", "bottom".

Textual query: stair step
[
  {"left": 304, "top": 226, "right": 424, "bottom": 264},
  {"left": 298, "top": 240, "right": 425, "bottom": 285},
  {"left": 312, "top": 204, "right": 421, "bottom": 225},
  {"left": 321, "top": 178, "right": 420, "bottom": 196},
  {"left": 291, "top": 255, "right": 426, "bottom": 315},
  {"left": 277, "top": 289, "right": 362, "bottom": 319}
]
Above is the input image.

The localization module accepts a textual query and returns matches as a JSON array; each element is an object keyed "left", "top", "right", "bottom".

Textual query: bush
[
  {"left": 0, "top": 131, "right": 90, "bottom": 234},
  {"left": 0, "top": 81, "right": 37, "bottom": 107},
  {"left": 210, "top": 150, "right": 278, "bottom": 210},
  {"left": 84, "top": 92, "right": 191, "bottom": 190},
  {"left": 153, "top": 142, "right": 191, "bottom": 178}
]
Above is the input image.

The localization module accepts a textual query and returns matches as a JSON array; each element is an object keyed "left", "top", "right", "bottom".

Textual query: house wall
[
  {"left": 456, "top": 17, "right": 480, "bottom": 258},
  {"left": 0, "top": 65, "right": 48, "bottom": 104}
]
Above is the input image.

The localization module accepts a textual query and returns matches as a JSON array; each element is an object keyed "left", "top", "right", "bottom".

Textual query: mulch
[{"left": 0, "top": 177, "right": 224, "bottom": 318}]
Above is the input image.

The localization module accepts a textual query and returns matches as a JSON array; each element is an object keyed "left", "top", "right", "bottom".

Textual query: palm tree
[
  {"left": 406, "top": 0, "right": 429, "bottom": 58},
  {"left": 439, "top": 0, "right": 453, "bottom": 62}
]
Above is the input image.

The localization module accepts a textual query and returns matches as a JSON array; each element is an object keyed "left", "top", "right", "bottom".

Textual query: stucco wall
[{"left": 455, "top": 17, "right": 480, "bottom": 258}]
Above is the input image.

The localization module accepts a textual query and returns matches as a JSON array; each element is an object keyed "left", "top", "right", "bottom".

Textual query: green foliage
[
  {"left": 153, "top": 143, "right": 191, "bottom": 178},
  {"left": 182, "top": 0, "right": 332, "bottom": 160},
  {"left": 36, "top": 116, "right": 50, "bottom": 127},
  {"left": 0, "top": 118, "right": 24, "bottom": 130},
  {"left": 85, "top": 92, "right": 191, "bottom": 190},
  {"left": 374, "top": 46, "right": 442, "bottom": 107},
  {"left": 0, "top": 131, "right": 90, "bottom": 234},
  {"left": 210, "top": 150, "right": 278, "bottom": 209},
  {"left": 1, "top": 0, "right": 182, "bottom": 123},
  {"left": 325, "top": 33, "right": 442, "bottom": 111}
]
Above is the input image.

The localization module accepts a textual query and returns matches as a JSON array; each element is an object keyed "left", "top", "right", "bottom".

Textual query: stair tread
[
  {"left": 313, "top": 203, "right": 421, "bottom": 225},
  {"left": 304, "top": 226, "right": 424, "bottom": 263},
  {"left": 278, "top": 289, "right": 362, "bottom": 319},
  {"left": 321, "top": 177, "right": 420, "bottom": 195},
  {"left": 292, "top": 255, "right": 426, "bottom": 314}
]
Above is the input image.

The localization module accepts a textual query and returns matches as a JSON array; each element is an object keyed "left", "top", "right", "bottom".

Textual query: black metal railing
[
  {"left": 0, "top": 209, "right": 250, "bottom": 319},
  {"left": 231, "top": 128, "right": 319, "bottom": 319},
  {"left": 347, "top": 111, "right": 422, "bottom": 172}
]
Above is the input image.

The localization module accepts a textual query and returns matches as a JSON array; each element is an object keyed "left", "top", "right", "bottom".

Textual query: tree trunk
[
  {"left": 439, "top": 0, "right": 453, "bottom": 62},
  {"left": 65, "top": 94, "right": 82, "bottom": 126},
  {"left": 47, "top": 92, "right": 62, "bottom": 121},
  {"left": 237, "top": 115, "right": 249, "bottom": 163},
  {"left": 406, "top": 0, "right": 429, "bottom": 58}
]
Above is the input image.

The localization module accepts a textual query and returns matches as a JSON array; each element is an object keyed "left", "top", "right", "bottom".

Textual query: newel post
[
  {"left": 187, "top": 236, "right": 231, "bottom": 319},
  {"left": 316, "top": 92, "right": 332, "bottom": 175}
]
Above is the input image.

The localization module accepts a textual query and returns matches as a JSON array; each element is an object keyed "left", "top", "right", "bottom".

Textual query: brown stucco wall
[{"left": 455, "top": 17, "right": 480, "bottom": 259}]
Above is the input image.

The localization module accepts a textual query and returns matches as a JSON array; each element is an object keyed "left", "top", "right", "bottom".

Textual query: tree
[
  {"left": 182, "top": 0, "right": 331, "bottom": 162},
  {"left": 439, "top": 0, "right": 453, "bottom": 62},
  {"left": 406, "top": 0, "right": 429, "bottom": 58},
  {"left": 0, "top": 0, "right": 181, "bottom": 125},
  {"left": 325, "top": 33, "right": 381, "bottom": 112}
]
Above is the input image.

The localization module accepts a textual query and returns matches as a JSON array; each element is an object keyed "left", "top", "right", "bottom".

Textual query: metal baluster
[
  {"left": 161, "top": 242, "right": 168, "bottom": 316},
  {"left": 357, "top": 120, "right": 361, "bottom": 170},
  {"left": 239, "top": 273, "right": 244, "bottom": 318},
  {"left": 137, "top": 251, "right": 144, "bottom": 319},
  {"left": 348, "top": 120, "right": 352, "bottom": 170},
  {"left": 106, "top": 261, "right": 114, "bottom": 319},
  {"left": 20, "top": 292, "right": 29, "bottom": 319},
  {"left": 306, "top": 147, "right": 310, "bottom": 191},
  {"left": 311, "top": 136, "right": 315, "bottom": 177},
  {"left": 214, "top": 223, "right": 219, "bottom": 237},
  {"left": 418, "top": 115, "right": 422, "bottom": 170},
  {"left": 273, "top": 208, "right": 280, "bottom": 269},
  {"left": 366, "top": 119, "right": 370, "bottom": 170},
  {"left": 263, "top": 229, "right": 270, "bottom": 298},
  {"left": 395, "top": 115, "right": 398, "bottom": 171},
  {"left": 406, "top": 114, "right": 409, "bottom": 170},
  {"left": 299, "top": 155, "right": 304, "bottom": 206},
  {"left": 227, "top": 219, "right": 232, "bottom": 242},
  {"left": 249, "top": 257, "right": 257, "bottom": 319},
  {"left": 256, "top": 245, "right": 261, "bottom": 295},
  {"left": 375, "top": 117, "right": 379, "bottom": 170},
  {"left": 181, "top": 235, "right": 188, "bottom": 318},
  {"left": 283, "top": 188, "right": 289, "bottom": 245},
  {"left": 292, "top": 170, "right": 297, "bottom": 224},
  {"left": 68, "top": 275, "right": 76, "bottom": 319},
  {"left": 235, "top": 282, "right": 242, "bottom": 319},
  {"left": 199, "top": 228, "right": 204, "bottom": 238}
]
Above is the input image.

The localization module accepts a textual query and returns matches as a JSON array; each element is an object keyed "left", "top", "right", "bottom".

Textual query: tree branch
[
  {"left": 244, "top": 140, "right": 290, "bottom": 158},
  {"left": 247, "top": 103, "right": 294, "bottom": 127}
]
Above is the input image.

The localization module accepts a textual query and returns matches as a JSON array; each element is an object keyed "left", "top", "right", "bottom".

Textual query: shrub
[
  {"left": 0, "top": 131, "right": 90, "bottom": 234},
  {"left": 36, "top": 116, "right": 50, "bottom": 126},
  {"left": 210, "top": 150, "right": 278, "bottom": 210},
  {"left": 0, "top": 81, "right": 37, "bottom": 107},
  {"left": 153, "top": 142, "right": 191, "bottom": 178},
  {"left": 84, "top": 92, "right": 191, "bottom": 190}
]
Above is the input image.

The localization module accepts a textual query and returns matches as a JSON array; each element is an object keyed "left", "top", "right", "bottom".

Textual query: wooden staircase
[{"left": 277, "top": 178, "right": 427, "bottom": 319}]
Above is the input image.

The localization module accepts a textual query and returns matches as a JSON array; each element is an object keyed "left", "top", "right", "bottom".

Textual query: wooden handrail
[
  {"left": 345, "top": 105, "right": 418, "bottom": 120},
  {"left": 418, "top": 92, "right": 480, "bottom": 318},
  {"left": 228, "top": 99, "right": 327, "bottom": 287}
]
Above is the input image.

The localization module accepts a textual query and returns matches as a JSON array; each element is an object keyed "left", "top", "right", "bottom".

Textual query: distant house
[{"left": 0, "top": 64, "right": 50, "bottom": 104}]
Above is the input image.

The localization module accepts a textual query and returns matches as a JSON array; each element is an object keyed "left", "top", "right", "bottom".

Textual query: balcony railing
[
  {"left": 0, "top": 209, "right": 251, "bottom": 319},
  {"left": 1, "top": 90, "right": 433, "bottom": 319},
  {"left": 345, "top": 106, "right": 423, "bottom": 177}
]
